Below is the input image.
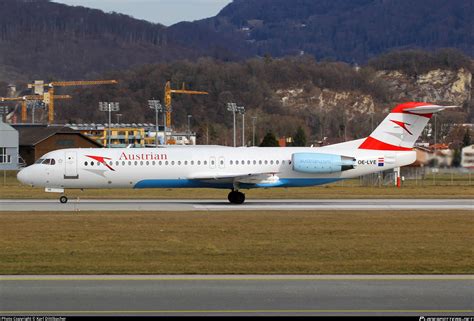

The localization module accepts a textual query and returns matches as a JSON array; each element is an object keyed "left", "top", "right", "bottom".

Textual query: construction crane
[
  {"left": 0, "top": 95, "right": 71, "bottom": 122},
  {"left": 164, "top": 81, "right": 208, "bottom": 129},
  {"left": 28, "top": 80, "right": 118, "bottom": 124}
]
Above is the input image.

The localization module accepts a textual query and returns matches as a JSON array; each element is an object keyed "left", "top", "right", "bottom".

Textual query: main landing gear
[
  {"left": 228, "top": 190, "right": 245, "bottom": 204},
  {"left": 59, "top": 195, "right": 68, "bottom": 204}
]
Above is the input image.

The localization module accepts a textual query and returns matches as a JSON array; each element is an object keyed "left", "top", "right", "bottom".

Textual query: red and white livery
[{"left": 17, "top": 102, "right": 456, "bottom": 204}]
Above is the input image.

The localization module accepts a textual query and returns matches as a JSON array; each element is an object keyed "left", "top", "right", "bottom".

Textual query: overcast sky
[{"left": 53, "top": 0, "right": 233, "bottom": 26}]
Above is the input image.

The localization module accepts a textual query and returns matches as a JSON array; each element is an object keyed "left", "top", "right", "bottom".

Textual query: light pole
[
  {"left": 237, "top": 106, "right": 245, "bottom": 146},
  {"left": 116, "top": 113, "right": 122, "bottom": 124},
  {"left": 148, "top": 99, "right": 162, "bottom": 147},
  {"left": 252, "top": 116, "right": 257, "bottom": 146},
  {"left": 99, "top": 102, "right": 119, "bottom": 148},
  {"left": 187, "top": 114, "right": 192, "bottom": 143},
  {"left": 227, "top": 103, "right": 238, "bottom": 147}
]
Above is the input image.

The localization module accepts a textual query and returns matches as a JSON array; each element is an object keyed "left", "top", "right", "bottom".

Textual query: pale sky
[{"left": 53, "top": 0, "right": 233, "bottom": 26}]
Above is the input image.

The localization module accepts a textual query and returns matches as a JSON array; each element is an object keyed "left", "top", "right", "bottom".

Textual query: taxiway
[{"left": 0, "top": 275, "right": 472, "bottom": 316}]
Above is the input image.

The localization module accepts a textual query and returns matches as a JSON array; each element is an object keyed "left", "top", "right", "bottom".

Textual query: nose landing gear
[
  {"left": 59, "top": 196, "right": 68, "bottom": 204},
  {"left": 228, "top": 190, "right": 245, "bottom": 204}
]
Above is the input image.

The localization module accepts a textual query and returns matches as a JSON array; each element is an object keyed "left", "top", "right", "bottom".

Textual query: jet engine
[{"left": 292, "top": 153, "right": 355, "bottom": 174}]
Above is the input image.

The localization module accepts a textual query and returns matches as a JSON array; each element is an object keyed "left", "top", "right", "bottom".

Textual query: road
[
  {"left": 0, "top": 199, "right": 472, "bottom": 211},
  {"left": 1, "top": 275, "right": 472, "bottom": 316}
]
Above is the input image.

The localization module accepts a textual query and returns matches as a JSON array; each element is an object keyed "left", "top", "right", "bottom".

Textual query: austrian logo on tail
[
  {"left": 86, "top": 155, "right": 115, "bottom": 171},
  {"left": 390, "top": 119, "right": 413, "bottom": 135}
]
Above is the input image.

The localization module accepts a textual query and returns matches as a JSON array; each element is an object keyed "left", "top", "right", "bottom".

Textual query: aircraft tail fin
[{"left": 358, "top": 102, "right": 458, "bottom": 151}]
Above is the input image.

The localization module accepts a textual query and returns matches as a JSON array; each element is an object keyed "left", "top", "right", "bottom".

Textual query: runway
[
  {"left": 0, "top": 198, "right": 472, "bottom": 211},
  {"left": 0, "top": 275, "right": 472, "bottom": 316}
]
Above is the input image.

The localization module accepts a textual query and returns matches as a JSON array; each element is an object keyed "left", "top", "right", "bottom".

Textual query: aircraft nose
[{"left": 17, "top": 167, "right": 30, "bottom": 185}]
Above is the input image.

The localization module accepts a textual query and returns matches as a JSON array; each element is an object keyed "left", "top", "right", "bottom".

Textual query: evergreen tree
[
  {"left": 451, "top": 148, "right": 462, "bottom": 167},
  {"left": 260, "top": 131, "right": 279, "bottom": 147},
  {"left": 462, "top": 128, "right": 471, "bottom": 147},
  {"left": 292, "top": 126, "right": 307, "bottom": 146}
]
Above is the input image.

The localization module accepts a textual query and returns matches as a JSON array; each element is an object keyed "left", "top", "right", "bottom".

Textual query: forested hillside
[
  {"left": 32, "top": 50, "right": 470, "bottom": 146},
  {"left": 0, "top": 0, "right": 473, "bottom": 81},
  {"left": 171, "top": 0, "right": 474, "bottom": 62},
  {"left": 0, "top": 0, "right": 195, "bottom": 80}
]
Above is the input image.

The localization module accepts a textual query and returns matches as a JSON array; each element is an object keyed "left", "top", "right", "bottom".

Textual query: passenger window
[
  {"left": 204, "top": 161, "right": 208, "bottom": 165},
  {"left": 140, "top": 161, "right": 144, "bottom": 166},
  {"left": 259, "top": 160, "right": 262, "bottom": 165},
  {"left": 109, "top": 161, "right": 113, "bottom": 166},
  {"left": 116, "top": 161, "right": 119, "bottom": 166},
  {"left": 91, "top": 161, "right": 95, "bottom": 166},
  {"left": 184, "top": 161, "right": 188, "bottom": 165},
  {"left": 264, "top": 160, "right": 268, "bottom": 165},
  {"left": 236, "top": 160, "right": 239, "bottom": 165},
  {"left": 197, "top": 161, "right": 201, "bottom": 165},
  {"left": 253, "top": 160, "right": 256, "bottom": 165},
  {"left": 178, "top": 161, "right": 181, "bottom": 166},
  {"left": 146, "top": 161, "right": 149, "bottom": 166},
  {"left": 171, "top": 161, "right": 175, "bottom": 165},
  {"left": 134, "top": 161, "right": 138, "bottom": 166},
  {"left": 152, "top": 161, "right": 156, "bottom": 166},
  {"left": 230, "top": 160, "right": 233, "bottom": 165},
  {"left": 191, "top": 161, "right": 194, "bottom": 165},
  {"left": 270, "top": 160, "right": 274, "bottom": 165},
  {"left": 128, "top": 161, "right": 131, "bottom": 166},
  {"left": 165, "top": 161, "right": 169, "bottom": 165},
  {"left": 220, "top": 160, "right": 224, "bottom": 165},
  {"left": 159, "top": 161, "right": 162, "bottom": 166},
  {"left": 84, "top": 161, "right": 88, "bottom": 166},
  {"left": 211, "top": 160, "right": 215, "bottom": 165},
  {"left": 276, "top": 160, "right": 279, "bottom": 165}
]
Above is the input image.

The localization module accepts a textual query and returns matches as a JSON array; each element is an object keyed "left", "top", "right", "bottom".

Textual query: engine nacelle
[{"left": 292, "top": 153, "right": 355, "bottom": 174}]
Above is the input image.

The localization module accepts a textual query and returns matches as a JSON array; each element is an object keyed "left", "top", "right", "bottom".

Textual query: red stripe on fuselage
[{"left": 358, "top": 136, "right": 412, "bottom": 151}]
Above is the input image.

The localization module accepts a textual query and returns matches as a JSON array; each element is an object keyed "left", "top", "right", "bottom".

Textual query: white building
[
  {"left": 0, "top": 119, "right": 19, "bottom": 170},
  {"left": 461, "top": 144, "right": 474, "bottom": 168}
]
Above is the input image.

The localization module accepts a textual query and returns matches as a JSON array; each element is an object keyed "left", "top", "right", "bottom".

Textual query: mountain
[
  {"left": 170, "top": 0, "right": 474, "bottom": 62},
  {"left": 0, "top": 0, "right": 473, "bottom": 82},
  {"left": 0, "top": 0, "right": 198, "bottom": 81}
]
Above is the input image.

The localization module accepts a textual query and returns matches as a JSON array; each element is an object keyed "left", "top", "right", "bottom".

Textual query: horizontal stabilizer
[{"left": 404, "top": 105, "right": 459, "bottom": 114}]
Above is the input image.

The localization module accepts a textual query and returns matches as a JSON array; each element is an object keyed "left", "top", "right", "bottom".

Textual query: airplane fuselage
[{"left": 18, "top": 143, "right": 415, "bottom": 191}]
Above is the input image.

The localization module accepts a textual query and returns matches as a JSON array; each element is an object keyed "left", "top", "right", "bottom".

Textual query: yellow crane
[
  {"left": 0, "top": 95, "right": 71, "bottom": 122},
  {"left": 28, "top": 80, "right": 118, "bottom": 124},
  {"left": 164, "top": 81, "right": 208, "bottom": 129}
]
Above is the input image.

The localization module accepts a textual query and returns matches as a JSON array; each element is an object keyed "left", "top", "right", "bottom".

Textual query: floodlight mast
[
  {"left": 237, "top": 106, "right": 245, "bottom": 146},
  {"left": 227, "top": 103, "right": 238, "bottom": 147},
  {"left": 99, "top": 102, "right": 120, "bottom": 148},
  {"left": 148, "top": 99, "right": 163, "bottom": 147}
]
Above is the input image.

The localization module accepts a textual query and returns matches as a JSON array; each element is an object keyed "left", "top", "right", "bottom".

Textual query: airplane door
[
  {"left": 218, "top": 156, "right": 225, "bottom": 169},
  {"left": 209, "top": 156, "right": 216, "bottom": 169},
  {"left": 64, "top": 151, "right": 79, "bottom": 179}
]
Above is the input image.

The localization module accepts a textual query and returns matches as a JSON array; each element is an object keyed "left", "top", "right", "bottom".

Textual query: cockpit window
[
  {"left": 35, "top": 158, "right": 44, "bottom": 164},
  {"left": 42, "top": 159, "right": 51, "bottom": 165},
  {"left": 50, "top": 159, "right": 56, "bottom": 165}
]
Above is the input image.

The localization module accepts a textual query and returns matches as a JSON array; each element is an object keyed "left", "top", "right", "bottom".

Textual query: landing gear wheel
[
  {"left": 228, "top": 191, "right": 245, "bottom": 204},
  {"left": 59, "top": 196, "right": 68, "bottom": 204}
]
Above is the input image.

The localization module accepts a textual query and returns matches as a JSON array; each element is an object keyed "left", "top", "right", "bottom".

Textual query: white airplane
[{"left": 17, "top": 102, "right": 456, "bottom": 204}]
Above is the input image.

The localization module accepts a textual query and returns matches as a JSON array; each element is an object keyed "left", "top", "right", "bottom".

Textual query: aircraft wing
[{"left": 188, "top": 172, "right": 281, "bottom": 186}]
